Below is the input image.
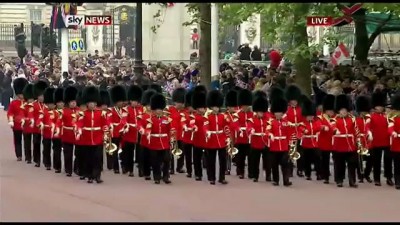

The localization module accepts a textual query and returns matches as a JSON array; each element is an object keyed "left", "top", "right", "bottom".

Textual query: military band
[{"left": 6, "top": 78, "right": 400, "bottom": 190}]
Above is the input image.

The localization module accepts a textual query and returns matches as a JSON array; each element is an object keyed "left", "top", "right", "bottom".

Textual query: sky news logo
[
  {"left": 66, "top": 15, "right": 112, "bottom": 26},
  {"left": 306, "top": 16, "right": 333, "bottom": 26}
]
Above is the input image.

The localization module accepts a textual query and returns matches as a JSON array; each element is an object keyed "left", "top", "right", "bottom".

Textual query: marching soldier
[
  {"left": 388, "top": 94, "right": 400, "bottom": 190},
  {"left": 181, "top": 90, "right": 195, "bottom": 178},
  {"left": 204, "top": 90, "right": 230, "bottom": 185},
  {"left": 139, "top": 89, "right": 157, "bottom": 180},
  {"left": 299, "top": 95, "right": 322, "bottom": 181},
  {"left": 167, "top": 87, "right": 187, "bottom": 174},
  {"left": 21, "top": 84, "right": 35, "bottom": 164},
  {"left": 331, "top": 94, "right": 359, "bottom": 188},
  {"left": 75, "top": 86, "right": 109, "bottom": 184},
  {"left": 224, "top": 90, "right": 239, "bottom": 175},
  {"left": 354, "top": 95, "right": 372, "bottom": 183},
  {"left": 267, "top": 94, "right": 292, "bottom": 186},
  {"left": 317, "top": 94, "right": 336, "bottom": 184},
  {"left": 109, "top": 85, "right": 128, "bottom": 174},
  {"left": 75, "top": 90, "right": 87, "bottom": 180},
  {"left": 284, "top": 85, "right": 304, "bottom": 177},
  {"left": 8, "top": 78, "right": 28, "bottom": 161},
  {"left": 98, "top": 89, "right": 112, "bottom": 171},
  {"left": 53, "top": 88, "right": 64, "bottom": 173},
  {"left": 61, "top": 86, "right": 79, "bottom": 177},
  {"left": 145, "top": 93, "right": 174, "bottom": 184},
  {"left": 247, "top": 96, "right": 271, "bottom": 182},
  {"left": 235, "top": 89, "right": 253, "bottom": 179},
  {"left": 38, "top": 87, "right": 56, "bottom": 171},
  {"left": 367, "top": 90, "right": 394, "bottom": 186},
  {"left": 32, "top": 80, "right": 49, "bottom": 166},
  {"left": 122, "top": 85, "right": 143, "bottom": 177}
]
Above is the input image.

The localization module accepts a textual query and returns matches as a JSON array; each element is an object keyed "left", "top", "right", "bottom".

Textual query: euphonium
[
  {"left": 288, "top": 137, "right": 300, "bottom": 163},
  {"left": 171, "top": 139, "right": 183, "bottom": 157},
  {"left": 104, "top": 132, "right": 118, "bottom": 155},
  {"left": 356, "top": 138, "right": 370, "bottom": 156},
  {"left": 226, "top": 138, "right": 239, "bottom": 157}
]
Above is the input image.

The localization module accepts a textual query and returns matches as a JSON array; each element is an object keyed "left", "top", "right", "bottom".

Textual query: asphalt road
[{"left": 0, "top": 111, "right": 399, "bottom": 222}]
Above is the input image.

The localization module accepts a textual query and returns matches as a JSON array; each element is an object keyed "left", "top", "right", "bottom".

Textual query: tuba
[
  {"left": 171, "top": 139, "right": 183, "bottom": 157},
  {"left": 226, "top": 138, "right": 239, "bottom": 157},
  {"left": 288, "top": 135, "right": 301, "bottom": 163},
  {"left": 104, "top": 131, "right": 118, "bottom": 155}
]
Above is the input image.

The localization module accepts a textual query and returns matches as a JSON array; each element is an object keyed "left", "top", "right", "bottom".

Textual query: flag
[
  {"left": 50, "top": 3, "right": 78, "bottom": 30},
  {"left": 61, "top": 3, "right": 78, "bottom": 29},
  {"left": 50, "top": 5, "right": 65, "bottom": 29},
  {"left": 331, "top": 43, "right": 350, "bottom": 66}
]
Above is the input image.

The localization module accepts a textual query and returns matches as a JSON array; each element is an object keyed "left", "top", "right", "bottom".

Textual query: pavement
[{"left": 0, "top": 110, "right": 399, "bottom": 222}]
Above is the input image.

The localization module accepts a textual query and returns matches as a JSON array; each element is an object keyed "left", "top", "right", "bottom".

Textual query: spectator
[
  {"left": 237, "top": 44, "right": 251, "bottom": 61},
  {"left": 250, "top": 45, "right": 262, "bottom": 61}
]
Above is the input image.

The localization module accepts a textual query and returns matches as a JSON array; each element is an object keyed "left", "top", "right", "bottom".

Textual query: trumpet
[
  {"left": 226, "top": 138, "right": 239, "bottom": 157},
  {"left": 288, "top": 136, "right": 301, "bottom": 163},
  {"left": 356, "top": 138, "right": 370, "bottom": 156},
  {"left": 104, "top": 131, "right": 118, "bottom": 155},
  {"left": 171, "top": 139, "right": 183, "bottom": 157}
]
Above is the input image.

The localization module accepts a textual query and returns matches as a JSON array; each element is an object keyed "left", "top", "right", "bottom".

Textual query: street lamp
[{"left": 133, "top": 3, "right": 144, "bottom": 85}]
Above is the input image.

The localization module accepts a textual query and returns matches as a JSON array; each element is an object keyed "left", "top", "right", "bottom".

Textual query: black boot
[{"left": 387, "top": 179, "right": 394, "bottom": 186}]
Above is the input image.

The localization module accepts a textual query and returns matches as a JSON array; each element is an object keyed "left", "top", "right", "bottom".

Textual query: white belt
[
  {"left": 112, "top": 123, "right": 120, "bottom": 125},
  {"left": 334, "top": 134, "right": 353, "bottom": 138},
  {"left": 209, "top": 130, "right": 224, "bottom": 134},
  {"left": 359, "top": 134, "right": 365, "bottom": 137},
  {"left": 274, "top": 136, "right": 286, "bottom": 140},
  {"left": 83, "top": 127, "right": 101, "bottom": 131},
  {"left": 127, "top": 123, "right": 137, "bottom": 128},
  {"left": 303, "top": 135, "right": 317, "bottom": 138},
  {"left": 150, "top": 134, "right": 168, "bottom": 137},
  {"left": 239, "top": 127, "right": 246, "bottom": 131},
  {"left": 63, "top": 126, "right": 74, "bottom": 130},
  {"left": 44, "top": 125, "right": 52, "bottom": 128},
  {"left": 185, "top": 128, "right": 193, "bottom": 131},
  {"left": 252, "top": 133, "right": 265, "bottom": 136}
]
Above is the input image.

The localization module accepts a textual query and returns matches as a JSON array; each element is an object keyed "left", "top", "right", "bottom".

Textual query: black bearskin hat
[
  {"left": 76, "top": 90, "right": 84, "bottom": 106},
  {"left": 253, "top": 90, "right": 267, "bottom": 99},
  {"left": 335, "top": 94, "right": 351, "bottom": 112},
  {"left": 207, "top": 90, "right": 224, "bottom": 108},
  {"left": 232, "top": 86, "right": 242, "bottom": 92},
  {"left": 150, "top": 84, "right": 162, "bottom": 93},
  {"left": 142, "top": 89, "right": 156, "bottom": 106},
  {"left": 313, "top": 86, "right": 327, "bottom": 107},
  {"left": 127, "top": 85, "right": 143, "bottom": 102},
  {"left": 33, "top": 80, "right": 49, "bottom": 98},
  {"left": 193, "top": 85, "right": 207, "bottom": 94},
  {"left": 54, "top": 88, "right": 64, "bottom": 103},
  {"left": 43, "top": 87, "right": 55, "bottom": 104},
  {"left": 82, "top": 86, "right": 100, "bottom": 104},
  {"left": 355, "top": 95, "right": 371, "bottom": 113},
  {"left": 270, "top": 97, "right": 287, "bottom": 113},
  {"left": 192, "top": 91, "right": 207, "bottom": 109},
  {"left": 98, "top": 90, "right": 111, "bottom": 107},
  {"left": 63, "top": 86, "right": 78, "bottom": 103},
  {"left": 322, "top": 94, "right": 335, "bottom": 112},
  {"left": 285, "top": 85, "right": 302, "bottom": 101},
  {"left": 225, "top": 90, "right": 238, "bottom": 108},
  {"left": 372, "top": 90, "right": 387, "bottom": 108},
  {"left": 150, "top": 93, "right": 167, "bottom": 110},
  {"left": 269, "top": 86, "right": 284, "bottom": 100},
  {"left": 172, "top": 87, "right": 186, "bottom": 103},
  {"left": 391, "top": 94, "right": 400, "bottom": 111},
  {"left": 141, "top": 84, "right": 150, "bottom": 91},
  {"left": 252, "top": 97, "right": 269, "bottom": 112},
  {"left": 238, "top": 89, "right": 253, "bottom": 106},
  {"left": 301, "top": 95, "right": 316, "bottom": 116},
  {"left": 13, "top": 78, "right": 28, "bottom": 95},
  {"left": 22, "top": 83, "right": 34, "bottom": 100},
  {"left": 110, "top": 85, "right": 127, "bottom": 104},
  {"left": 185, "top": 90, "right": 193, "bottom": 108}
]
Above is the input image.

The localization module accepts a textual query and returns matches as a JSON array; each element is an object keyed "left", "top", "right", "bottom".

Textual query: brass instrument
[
  {"left": 171, "top": 139, "right": 183, "bottom": 157},
  {"left": 356, "top": 138, "right": 370, "bottom": 156},
  {"left": 226, "top": 137, "right": 239, "bottom": 157},
  {"left": 288, "top": 136, "right": 301, "bottom": 163},
  {"left": 104, "top": 131, "right": 118, "bottom": 155}
]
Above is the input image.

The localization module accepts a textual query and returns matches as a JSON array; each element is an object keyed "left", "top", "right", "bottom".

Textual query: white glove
[
  {"left": 206, "top": 131, "right": 211, "bottom": 139},
  {"left": 269, "top": 134, "right": 275, "bottom": 141},
  {"left": 323, "top": 126, "right": 329, "bottom": 131},
  {"left": 239, "top": 131, "right": 244, "bottom": 138},
  {"left": 183, "top": 125, "right": 188, "bottom": 132},
  {"left": 146, "top": 134, "right": 151, "bottom": 142},
  {"left": 54, "top": 128, "right": 60, "bottom": 137},
  {"left": 29, "top": 119, "right": 35, "bottom": 128},
  {"left": 21, "top": 119, "right": 25, "bottom": 127},
  {"left": 367, "top": 131, "right": 373, "bottom": 142},
  {"left": 193, "top": 125, "right": 198, "bottom": 132},
  {"left": 76, "top": 129, "right": 82, "bottom": 140},
  {"left": 139, "top": 128, "right": 145, "bottom": 135},
  {"left": 392, "top": 131, "right": 398, "bottom": 137},
  {"left": 304, "top": 129, "right": 309, "bottom": 134},
  {"left": 123, "top": 126, "right": 129, "bottom": 134},
  {"left": 226, "top": 137, "right": 231, "bottom": 145},
  {"left": 8, "top": 121, "right": 14, "bottom": 128},
  {"left": 250, "top": 129, "right": 255, "bottom": 135},
  {"left": 38, "top": 123, "right": 44, "bottom": 131}
]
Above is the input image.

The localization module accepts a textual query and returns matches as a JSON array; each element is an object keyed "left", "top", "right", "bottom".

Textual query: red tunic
[
  {"left": 285, "top": 105, "right": 303, "bottom": 139},
  {"left": 138, "top": 111, "right": 152, "bottom": 148},
  {"left": 370, "top": 112, "right": 390, "bottom": 148},
  {"left": 7, "top": 99, "right": 25, "bottom": 131},
  {"left": 22, "top": 102, "right": 35, "bottom": 134},
  {"left": 246, "top": 113, "right": 270, "bottom": 150},
  {"left": 33, "top": 101, "right": 45, "bottom": 134},
  {"left": 109, "top": 106, "right": 128, "bottom": 138},
  {"left": 61, "top": 107, "right": 79, "bottom": 144},
  {"left": 122, "top": 105, "right": 143, "bottom": 144},
  {"left": 167, "top": 105, "right": 185, "bottom": 141},
  {"left": 317, "top": 114, "right": 335, "bottom": 151},
  {"left": 331, "top": 116, "right": 358, "bottom": 152},
  {"left": 76, "top": 109, "right": 110, "bottom": 146},
  {"left": 192, "top": 112, "right": 207, "bottom": 149},
  {"left": 145, "top": 114, "right": 174, "bottom": 151},
  {"left": 388, "top": 116, "right": 400, "bottom": 152},
  {"left": 235, "top": 110, "right": 253, "bottom": 144},
  {"left": 203, "top": 113, "right": 230, "bottom": 149},
  {"left": 299, "top": 118, "right": 321, "bottom": 149},
  {"left": 181, "top": 110, "right": 196, "bottom": 144},
  {"left": 37, "top": 106, "right": 59, "bottom": 139},
  {"left": 225, "top": 111, "right": 239, "bottom": 144},
  {"left": 355, "top": 114, "right": 372, "bottom": 149},
  {"left": 266, "top": 117, "right": 290, "bottom": 152}
]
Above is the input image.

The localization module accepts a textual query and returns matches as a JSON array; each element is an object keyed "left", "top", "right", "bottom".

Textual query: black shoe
[
  {"left": 358, "top": 179, "right": 364, "bottom": 183},
  {"left": 46, "top": 167, "right": 51, "bottom": 171},
  {"left": 35, "top": 163, "right": 40, "bottom": 167},
  {"left": 273, "top": 182, "right": 279, "bottom": 186},
  {"left": 316, "top": 176, "right": 323, "bottom": 181},
  {"left": 195, "top": 177, "right": 202, "bottom": 181},
  {"left": 186, "top": 173, "right": 192, "bottom": 178},
  {"left": 324, "top": 180, "right": 329, "bottom": 184},
  {"left": 365, "top": 177, "right": 372, "bottom": 183},
  {"left": 239, "top": 175, "right": 244, "bottom": 179},
  {"left": 248, "top": 175, "right": 254, "bottom": 179},
  {"left": 95, "top": 178, "right": 103, "bottom": 184},
  {"left": 17, "top": 157, "right": 22, "bottom": 161},
  {"left": 177, "top": 169, "right": 185, "bottom": 174},
  {"left": 350, "top": 183, "right": 358, "bottom": 188},
  {"left": 154, "top": 180, "right": 160, "bottom": 184},
  {"left": 284, "top": 181, "right": 292, "bottom": 187},
  {"left": 219, "top": 180, "right": 228, "bottom": 184},
  {"left": 375, "top": 181, "right": 381, "bottom": 186},
  {"left": 253, "top": 178, "right": 258, "bottom": 182},
  {"left": 55, "top": 170, "right": 61, "bottom": 174},
  {"left": 337, "top": 182, "right": 343, "bottom": 187},
  {"left": 66, "top": 173, "right": 72, "bottom": 177},
  {"left": 266, "top": 177, "right": 272, "bottom": 182},
  {"left": 80, "top": 176, "right": 85, "bottom": 180},
  {"left": 396, "top": 185, "right": 400, "bottom": 190},
  {"left": 297, "top": 171, "right": 304, "bottom": 177},
  {"left": 387, "top": 179, "right": 394, "bottom": 186},
  {"left": 87, "top": 179, "right": 93, "bottom": 184},
  {"left": 145, "top": 176, "right": 151, "bottom": 181},
  {"left": 128, "top": 172, "right": 134, "bottom": 177},
  {"left": 210, "top": 181, "right": 216, "bottom": 185},
  {"left": 225, "top": 170, "right": 231, "bottom": 175},
  {"left": 138, "top": 170, "right": 144, "bottom": 177},
  {"left": 306, "top": 177, "right": 312, "bottom": 181},
  {"left": 114, "top": 170, "right": 120, "bottom": 174},
  {"left": 27, "top": 161, "right": 32, "bottom": 164},
  {"left": 163, "top": 179, "right": 171, "bottom": 184},
  {"left": 170, "top": 170, "right": 175, "bottom": 175}
]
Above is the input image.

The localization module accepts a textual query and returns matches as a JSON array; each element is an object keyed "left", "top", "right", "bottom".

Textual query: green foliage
[{"left": 148, "top": 3, "right": 168, "bottom": 34}]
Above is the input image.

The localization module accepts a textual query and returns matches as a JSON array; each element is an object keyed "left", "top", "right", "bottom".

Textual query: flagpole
[
  {"left": 61, "top": 28, "right": 69, "bottom": 76},
  {"left": 211, "top": 3, "right": 219, "bottom": 79}
]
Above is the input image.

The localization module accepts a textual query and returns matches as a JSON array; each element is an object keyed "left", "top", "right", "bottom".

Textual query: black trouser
[
  {"left": 183, "top": 142, "right": 193, "bottom": 175},
  {"left": 111, "top": 138, "right": 121, "bottom": 172},
  {"left": 333, "top": 152, "right": 358, "bottom": 185},
  {"left": 365, "top": 147, "right": 393, "bottom": 182},
  {"left": 33, "top": 133, "right": 41, "bottom": 164},
  {"left": 142, "top": 146, "right": 151, "bottom": 177},
  {"left": 52, "top": 138, "right": 62, "bottom": 171},
  {"left": 13, "top": 130, "right": 23, "bottom": 159},
  {"left": 360, "top": 154, "right": 372, "bottom": 179},
  {"left": 62, "top": 142, "right": 74, "bottom": 174},
  {"left": 123, "top": 141, "right": 136, "bottom": 173},
  {"left": 270, "top": 151, "right": 290, "bottom": 184},
  {"left": 84, "top": 145, "right": 103, "bottom": 180},
  {"left": 170, "top": 140, "right": 185, "bottom": 172},
  {"left": 303, "top": 148, "right": 321, "bottom": 178},
  {"left": 320, "top": 150, "right": 333, "bottom": 181},
  {"left": 205, "top": 148, "right": 227, "bottom": 182},
  {"left": 356, "top": 153, "right": 369, "bottom": 181},
  {"left": 193, "top": 146, "right": 204, "bottom": 178},
  {"left": 75, "top": 145, "right": 85, "bottom": 177},
  {"left": 249, "top": 147, "right": 271, "bottom": 180},
  {"left": 42, "top": 138, "right": 52, "bottom": 168},
  {"left": 392, "top": 152, "right": 400, "bottom": 186},
  {"left": 150, "top": 150, "right": 170, "bottom": 181},
  {"left": 235, "top": 143, "right": 250, "bottom": 176},
  {"left": 23, "top": 133, "right": 32, "bottom": 162}
]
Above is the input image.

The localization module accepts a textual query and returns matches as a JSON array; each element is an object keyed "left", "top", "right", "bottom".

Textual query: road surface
[{"left": 0, "top": 111, "right": 399, "bottom": 222}]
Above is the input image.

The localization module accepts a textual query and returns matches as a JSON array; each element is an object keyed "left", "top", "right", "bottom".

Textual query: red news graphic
[
  {"left": 66, "top": 15, "right": 112, "bottom": 26},
  {"left": 306, "top": 16, "right": 333, "bottom": 26}
]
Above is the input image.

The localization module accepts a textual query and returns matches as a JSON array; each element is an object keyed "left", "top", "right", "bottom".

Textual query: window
[{"left": 30, "top": 9, "right": 42, "bottom": 22}]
